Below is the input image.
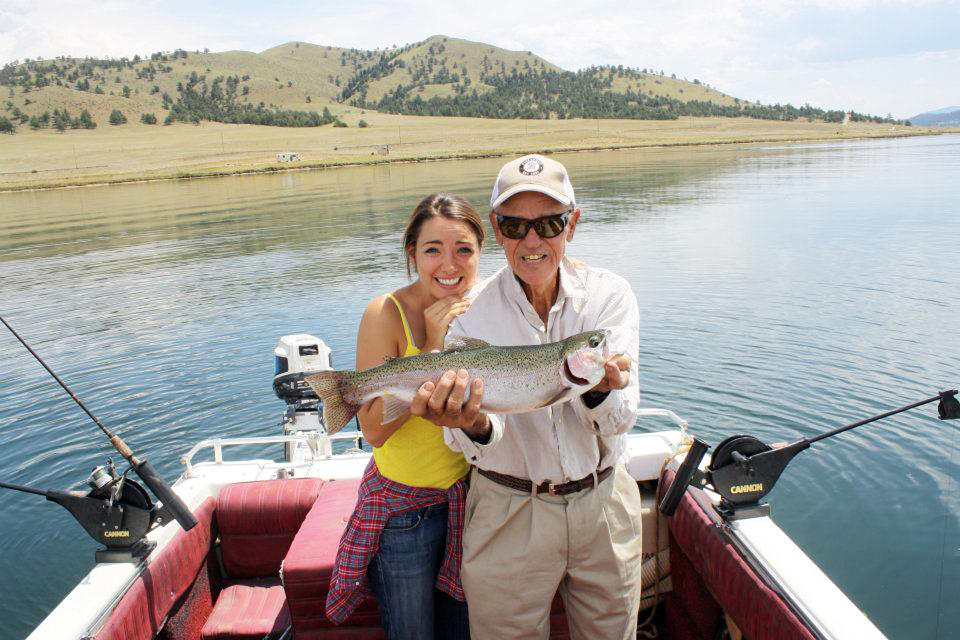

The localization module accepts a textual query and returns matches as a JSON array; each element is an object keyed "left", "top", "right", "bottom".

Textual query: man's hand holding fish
[{"left": 410, "top": 368, "right": 491, "bottom": 442}]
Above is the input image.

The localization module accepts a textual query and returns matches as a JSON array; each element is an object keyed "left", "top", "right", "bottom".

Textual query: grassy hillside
[
  {"left": 0, "top": 34, "right": 905, "bottom": 134},
  {"left": 0, "top": 43, "right": 379, "bottom": 129},
  {"left": 356, "top": 35, "right": 565, "bottom": 102},
  {"left": 0, "top": 35, "right": 752, "bottom": 131},
  {"left": 351, "top": 35, "right": 738, "bottom": 107}
]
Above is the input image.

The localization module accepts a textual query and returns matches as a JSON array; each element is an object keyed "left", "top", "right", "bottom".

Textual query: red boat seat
[
  {"left": 661, "top": 468, "right": 817, "bottom": 640},
  {"left": 201, "top": 580, "right": 291, "bottom": 640},
  {"left": 216, "top": 477, "right": 326, "bottom": 578},
  {"left": 190, "top": 477, "right": 325, "bottom": 639},
  {"left": 281, "top": 477, "right": 384, "bottom": 637}
]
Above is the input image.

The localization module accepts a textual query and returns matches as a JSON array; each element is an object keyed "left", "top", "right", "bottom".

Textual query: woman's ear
[{"left": 405, "top": 243, "right": 417, "bottom": 272}]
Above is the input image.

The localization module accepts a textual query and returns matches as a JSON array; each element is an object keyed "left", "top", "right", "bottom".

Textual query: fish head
[{"left": 559, "top": 329, "right": 610, "bottom": 391}]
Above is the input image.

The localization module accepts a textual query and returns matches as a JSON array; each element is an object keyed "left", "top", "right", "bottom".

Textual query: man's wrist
[{"left": 462, "top": 414, "right": 492, "bottom": 444}]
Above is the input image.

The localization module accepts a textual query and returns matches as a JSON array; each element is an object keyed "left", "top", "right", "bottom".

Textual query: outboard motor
[{"left": 273, "top": 335, "right": 334, "bottom": 456}]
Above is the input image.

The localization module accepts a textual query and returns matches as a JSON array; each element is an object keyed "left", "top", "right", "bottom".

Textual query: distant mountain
[
  {"left": 0, "top": 35, "right": 906, "bottom": 130},
  {"left": 908, "top": 107, "right": 960, "bottom": 127},
  {"left": 923, "top": 106, "right": 960, "bottom": 115}
]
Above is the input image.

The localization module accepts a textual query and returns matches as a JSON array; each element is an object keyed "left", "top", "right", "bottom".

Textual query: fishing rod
[
  {"left": 660, "top": 388, "right": 960, "bottom": 520},
  {"left": 0, "top": 314, "right": 197, "bottom": 533}
]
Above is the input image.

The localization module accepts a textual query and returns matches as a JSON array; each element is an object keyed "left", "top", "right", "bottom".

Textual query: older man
[{"left": 410, "top": 154, "right": 643, "bottom": 640}]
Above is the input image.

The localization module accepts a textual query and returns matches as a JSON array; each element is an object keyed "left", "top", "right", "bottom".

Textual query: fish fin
[
  {"left": 305, "top": 370, "right": 360, "bottom": 435},
  {"left": 444, "top": 335, "right": 490, "bottom": 351},
  {"left": 544, "top": 388, "right": 577, "bottom": 407},
  {"left": 380, "top": 393, "right": 409, "bottom": 424}
]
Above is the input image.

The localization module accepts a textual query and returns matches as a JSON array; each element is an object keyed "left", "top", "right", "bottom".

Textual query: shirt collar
[{"left": 501, "top": 256, "right": 588, "bottom": 317}]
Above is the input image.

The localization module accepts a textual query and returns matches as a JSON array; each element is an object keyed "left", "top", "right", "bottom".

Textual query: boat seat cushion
[
  {"left": 201, "top": 579, "right": 290, "bottom": 640},
  {"left": 281, "top": 477, "right": 583, "bottom": 639},
  {"left": 217, "top": 477, "right": 326, "bottom": 578},
  {"left": 282, "top": 477, "right": 383, "bottom": 634},
  {"left": 95, "top": 497, "right": 216, "bottom": 640},
  {"left": 661, "top": 468, "right": 816, "bottom": 640}
]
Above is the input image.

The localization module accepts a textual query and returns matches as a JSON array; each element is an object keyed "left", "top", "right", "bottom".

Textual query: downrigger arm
[
  {"left": 0, "top": 315, "right": 198, "bottom": 562},
  {"left": 659, "top": 389, "right": 960, "bottom": 521},
  {"left": 0, "top": 460, "right": 168, "bottom": 562}
]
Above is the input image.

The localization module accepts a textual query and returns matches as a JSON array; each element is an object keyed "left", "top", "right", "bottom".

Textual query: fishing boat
[{"left": 12, "top": 332, "right": 959, "bottom": 640}]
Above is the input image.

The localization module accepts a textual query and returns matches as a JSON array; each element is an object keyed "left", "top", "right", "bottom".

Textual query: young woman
[{"left": 325, "top": 193, "right": 483, "bottom": 640}]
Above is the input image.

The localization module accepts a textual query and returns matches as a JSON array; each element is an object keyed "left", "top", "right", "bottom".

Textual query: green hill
[{"left": 0, "top": 35, "right": 905, "bottom": 132}]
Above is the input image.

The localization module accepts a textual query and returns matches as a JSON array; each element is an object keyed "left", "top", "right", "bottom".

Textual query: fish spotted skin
[{"left": 306, "top": 330, "right": 610, "bottom": 434}]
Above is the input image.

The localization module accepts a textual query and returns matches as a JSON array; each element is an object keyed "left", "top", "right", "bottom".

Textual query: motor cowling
[{"left": 273, "top": 334, "right": 332, "bottom": 404}]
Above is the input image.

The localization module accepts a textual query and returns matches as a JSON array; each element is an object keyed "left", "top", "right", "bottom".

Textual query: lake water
[{"left": 1, "top": 135, "right": 958, "bottom": 639}]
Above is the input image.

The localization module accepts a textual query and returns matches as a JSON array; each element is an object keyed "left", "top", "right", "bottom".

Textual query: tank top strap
[{"left": 385, "top": 293, "right": 419, "bottom": 356}]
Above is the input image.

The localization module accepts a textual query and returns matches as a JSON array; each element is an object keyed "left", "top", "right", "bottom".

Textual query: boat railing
[
  {"left": 635, "top": 408, "right": 689, "bottom": 429},
  {"left": 179, "top": 411, "right": 688, "bottom": 478},
  {"left": 180, "top": 431, "right": 366, "bottom": 477}
]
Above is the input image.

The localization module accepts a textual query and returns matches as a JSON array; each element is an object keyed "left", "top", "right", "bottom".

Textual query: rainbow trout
[{"left": 306, "top": 330, "right": 610, "bottom": 434}]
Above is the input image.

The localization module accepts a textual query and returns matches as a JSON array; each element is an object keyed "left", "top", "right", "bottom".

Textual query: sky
[{"left": 0, "top": 0, "right": 957, "bottom": 119}]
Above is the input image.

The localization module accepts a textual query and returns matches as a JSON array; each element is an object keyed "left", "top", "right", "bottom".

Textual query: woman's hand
[{"left": 422, "top": 296, "right": 471, "bottom": 352}]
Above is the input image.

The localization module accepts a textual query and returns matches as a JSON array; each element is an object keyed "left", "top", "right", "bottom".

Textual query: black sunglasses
[{"left": 495, "top": 211, "right": 572, "bottom": 240}]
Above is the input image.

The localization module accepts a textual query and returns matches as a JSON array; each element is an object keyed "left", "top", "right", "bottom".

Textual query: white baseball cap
[{"left": 490, "top": 154, "right": 576, "bottom": 209}]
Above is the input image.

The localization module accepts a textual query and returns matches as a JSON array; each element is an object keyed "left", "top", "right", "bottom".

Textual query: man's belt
[{"left": 477, "top": 466, "right": 613, "bottom": 496}]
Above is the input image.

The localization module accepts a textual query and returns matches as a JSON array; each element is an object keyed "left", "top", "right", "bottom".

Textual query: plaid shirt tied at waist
[{"left": 324, "top": 459, "right": 467, "bottom": 624}]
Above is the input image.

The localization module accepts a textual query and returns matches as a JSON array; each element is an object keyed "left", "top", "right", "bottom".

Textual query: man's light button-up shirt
[{"left": 442, "top": 258, "right": 641, "bottom": 485}]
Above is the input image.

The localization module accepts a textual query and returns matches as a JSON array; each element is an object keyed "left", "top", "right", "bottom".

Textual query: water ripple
[{"left": 1, "top": 135, "right": 959, "bottom": 639}]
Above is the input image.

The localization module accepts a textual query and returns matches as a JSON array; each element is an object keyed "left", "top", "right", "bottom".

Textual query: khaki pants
[{"left": 461, "top": 463, "right": 644, "bottom": 640}]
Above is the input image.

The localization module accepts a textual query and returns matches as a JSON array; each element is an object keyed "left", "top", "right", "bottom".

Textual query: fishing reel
[
  {"left": 660, "top": 389, "right": 960, "bottom": 521},
  {"left": 0, "top": 459, "right": 171, "bottom": 563}
]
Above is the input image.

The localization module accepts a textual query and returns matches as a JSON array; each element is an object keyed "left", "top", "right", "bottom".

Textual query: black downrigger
[
  {"left": 659, "top": 389, "right": 960, "bottom": 520},
  {"left": 0, "top": 316, "right": 198, "bottom": 563}
]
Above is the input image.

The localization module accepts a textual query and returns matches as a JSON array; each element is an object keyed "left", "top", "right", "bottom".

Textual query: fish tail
[{"left": 305, "top": 370, "right": 360, "bottom": 435}]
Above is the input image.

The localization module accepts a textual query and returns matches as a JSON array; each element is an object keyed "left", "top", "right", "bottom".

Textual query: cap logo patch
[{"left": 519, "top": 158, "right": 544, "bottom": 176}]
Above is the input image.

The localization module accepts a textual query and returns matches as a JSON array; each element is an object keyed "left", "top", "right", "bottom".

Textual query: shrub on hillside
[
  {"left": 358, "top": 119, "right": 368, "bottom": 128},
  {"left": 78, "top": 109, "right": 97, "bottom": 129},
  {"left": 140, "top": 112, "right": 157, "bottom": 125},
  {"left": 0, "top": 116, "right": 15, "bottom": 133},
  {"left": 52, "top": 109, "right": 72, "bottom": 131},
  {"left": 109, "top": 109, "right": 127, "bottom": 125},
  {"left": 334, "top": 119, "right": 347, "bottom": 127}
]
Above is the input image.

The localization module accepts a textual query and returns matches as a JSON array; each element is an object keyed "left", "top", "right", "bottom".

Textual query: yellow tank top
[{"left": 372, "top": 294, "right": 469, "bottom": 489}]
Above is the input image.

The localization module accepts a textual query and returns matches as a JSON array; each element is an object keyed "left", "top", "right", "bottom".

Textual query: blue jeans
[{"left": 368, "top": 502, "right": 470, "bottom": 640}]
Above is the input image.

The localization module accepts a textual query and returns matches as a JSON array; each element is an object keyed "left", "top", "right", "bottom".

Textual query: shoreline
[{"left": 2, "top": 117, "right": 955, "bottom": 193}]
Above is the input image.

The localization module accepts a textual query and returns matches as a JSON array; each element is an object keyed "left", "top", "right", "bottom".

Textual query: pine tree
[{"left": 78, "top": 110, "right": 96, "bottom": 129}]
